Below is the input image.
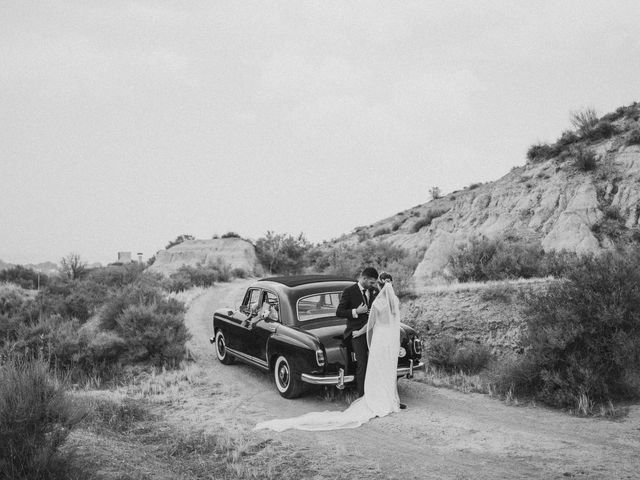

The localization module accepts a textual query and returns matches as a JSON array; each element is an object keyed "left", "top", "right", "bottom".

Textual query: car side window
[
  {"left": 242, "top": 289, "right": 261, "bottom": 314},
  {"left": 263, "top": 291, "right": 280, "bottom": 322}
]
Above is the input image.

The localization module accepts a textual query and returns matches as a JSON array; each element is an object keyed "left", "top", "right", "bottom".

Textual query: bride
[{"left": 254, "top": 272, "right": 402, "bottom": 432}]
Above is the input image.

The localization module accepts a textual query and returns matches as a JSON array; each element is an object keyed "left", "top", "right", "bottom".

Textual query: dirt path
[{"left": 176, "top": 280, "right": 640, "bottom": 480}]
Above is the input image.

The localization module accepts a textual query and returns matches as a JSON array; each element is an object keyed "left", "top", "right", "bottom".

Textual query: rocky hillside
[
  {"left": 338, "top": 102, "right": 640, "bottom": 282},
  {"left": 148, "top": 238, "right": 262, "bottom": 276}
]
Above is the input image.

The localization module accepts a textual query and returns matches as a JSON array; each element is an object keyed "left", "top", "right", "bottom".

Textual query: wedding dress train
[{"left": 254, "top": 284, "right": 401, "bottom": 432}]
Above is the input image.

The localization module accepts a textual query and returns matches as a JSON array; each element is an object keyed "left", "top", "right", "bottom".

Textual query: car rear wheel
[
  {"left": 215, "top": 330, "right": 234, "bottom": 365},
  {"left": 273, "top": 355, "right": 304, "bottom": 398}
]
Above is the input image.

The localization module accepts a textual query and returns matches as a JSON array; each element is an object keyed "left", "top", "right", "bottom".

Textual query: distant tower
[
  {"left": 117, "top": 251, "right": 132, "bottom": 263},
  {"left": 137, "top": 252, "right": 143, "bottom": 264}
]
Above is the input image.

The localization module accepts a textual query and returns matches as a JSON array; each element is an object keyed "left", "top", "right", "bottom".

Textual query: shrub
[
  {"left": 488, "top": 355, "right": 540, "bottom": 398},
  {"left": 427, "top": 336, "right": 491, "bottom": 374},
  {"left": 583, "top": 120, "right": 618, "bottom": 142},
  {"left": 626, "top": 129, "right": 640, "bottom": 146},
  {"left": 411, "top": 208, "right": 448, "bottom": 233},
  {"left": 86, "top": 263, "right": 146, "bottom": 288},
  {"left": 446, "top": 238, "right": 575, "bottom": 282},
  {"left": 467, "top": 183, "right": 481, "bottom": 190},
  {"left": 309, "top": 240, "right": 410, "bottom": 279},
  {"left": 429, "top": 186, "right": 441, "bottom": 200},
  {"left": 556, "top": 130, "right": 579, "bottom": 147},
  {"left": 221, "top": 231, "right": 241, "bottom": 239},
  {"left": 570, "top": 108, "right": 599, "bottom": 136},
  {"left": 165, "top": 234, "right": 194, "bottom": 250},
  {"left": 0, "top": 283, "right": 31, "bottom": 318},
  {"left": 526, "top": 143, "right": 559, "bottom": 163},
  {"left": 98, "top": 278, "right": 171, "bottom": 331},
  {"left": 115, "top": 304, "right": 191, "bottom": 366},
  {"left": 255, "top": 231, "right": 310, "bottom": 275},
  {"left": 0, "top": 358, "right": 84, "bottom": 479},
  {"left": 573, "top": 147, "right": 597, "bottom": 171},
  {"left": 372, "top": 227, "right": 391, "bottom": 237},
  {"left": 519, "top": 248, "right": 640, "bottom": 408},
  {"left": 0, "top": 266, "right": 48, "bottom": 290},
  {"left": 231, "top": 267, "right": 247, "bottom": 279}
]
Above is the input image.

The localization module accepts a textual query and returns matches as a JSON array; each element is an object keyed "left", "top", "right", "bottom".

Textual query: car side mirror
[{"left": 239, "top": 305, "right": 250, "bottom": 316}]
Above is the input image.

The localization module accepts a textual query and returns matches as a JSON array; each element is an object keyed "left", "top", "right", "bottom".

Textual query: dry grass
[
  {"left": 67, "top": 375, "right": 313, "bottom": 480},
  {"left": 417, "top": 276, "right": 557, "bottom": 294},
  {"left": 419, "top": 365, "right": 491, "bottom": 394},
  {"left": 122, "top": 364, "right": 207, "bottom": 404}
]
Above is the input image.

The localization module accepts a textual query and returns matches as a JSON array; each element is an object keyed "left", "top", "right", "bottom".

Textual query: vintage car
[{"left": 210, "top": 275, "right": 425, "bottom": 398}]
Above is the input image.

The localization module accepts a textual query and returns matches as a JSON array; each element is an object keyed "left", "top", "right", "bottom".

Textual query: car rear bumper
[
  {"left": 396, "top": 360, "right": 425, "bottom": 379},
  {"left": 301, "top": 360, "right": 425, "bottom": 388},
  {"left": 301, "top": 368, "right": 354, "bottom": 389}
]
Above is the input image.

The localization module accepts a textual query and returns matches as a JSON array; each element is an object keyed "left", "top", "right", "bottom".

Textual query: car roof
[{"left": 257, "top": 274, "right": 354, "bottom": 288}]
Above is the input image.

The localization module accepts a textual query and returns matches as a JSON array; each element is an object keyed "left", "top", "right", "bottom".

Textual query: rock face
[
  {"left": 401, "top": 280, "right": 554, "bottom": 356},
  {"left": 338, "top": 104, "right": 640, "bottom": 282},
  {"left": 148, "top": 238, "right": 262, "bottom": 276}
]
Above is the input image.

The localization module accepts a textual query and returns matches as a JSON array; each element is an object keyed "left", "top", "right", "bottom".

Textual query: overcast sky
[{"left": 1, "top": 1, "right": 639, "bottom": 264}]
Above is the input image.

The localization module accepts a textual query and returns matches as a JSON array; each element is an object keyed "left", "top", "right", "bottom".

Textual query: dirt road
[{"left": 179, "top": 280, "right": 640, "bottom": 479}]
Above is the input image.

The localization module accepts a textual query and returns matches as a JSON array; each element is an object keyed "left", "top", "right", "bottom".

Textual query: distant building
[{"left": 117, "top": 251, "right": 132, "bottom": 263}]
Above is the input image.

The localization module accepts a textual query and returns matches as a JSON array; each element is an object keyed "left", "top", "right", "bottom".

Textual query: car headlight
[
  {"left": 398, "top": 347, "right": 406, "bottom": 358},
  {"left": 413, "top": 338, "right": 422, "bottom": 355}
]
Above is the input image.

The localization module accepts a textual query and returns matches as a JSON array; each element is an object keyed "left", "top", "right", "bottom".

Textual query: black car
[{"left": 210, "top": 275, "right": 425, "bottom": 398}]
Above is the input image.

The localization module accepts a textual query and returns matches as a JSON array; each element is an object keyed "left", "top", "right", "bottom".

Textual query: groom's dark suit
[{"left": 336, "top": 282, "right": 378, "bottom": 397}]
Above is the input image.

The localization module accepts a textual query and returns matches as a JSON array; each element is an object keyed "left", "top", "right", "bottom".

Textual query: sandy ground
[{"left": 170, "top": 279, "right": 640, "bottom": 480}]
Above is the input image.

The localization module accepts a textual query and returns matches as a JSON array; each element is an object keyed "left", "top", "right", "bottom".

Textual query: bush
[
  {"left": 583, "top": 120, "right": 618, "bottom": 142},
  {"left": 221, "top": 231, "right": 241, "bottom": 239},
  {"left": 427, "top": 336, "right": 491, "bottom": 374},
  {"left": 518, "top": 248, "right": 640, "bottom": 408},
  {"left": 626, "top": 129, "right": 640, "bottom": 146},
  {"left": 556, "top": 130, "right": 579, "bottom": 147},
  {"left": 0, "top": 358, "right": 83, "bottom": 479},
  {"left": 231, "top": 267, "right": 247, "bottom": 279},
  {"left": 0, "top": 283, "right": 31, "bottom": 318},
  {"left": 255, "top": 231, "right": 310, "bottom": 275},
  {"left": 99, "top": 279, "right": 171, "bottom": 331},
  {"left": 115, "top": 304, "right": 190, "bottom": 366},
  {"left": 309, "top": 240, "right": 411, "bottom": 279},
  {"left": 86, "top": 263, "right": 146, "bottom": 288},
  {"left": 526, "top": 143, "right": 559, "bottom": 163},
  {"left": 446, "top": 238, "right": 576, "bottom": 282},
  {"left": 570, "top": 108, "right": 599, "bottom": 136},
  {"left": 0, "top": 266, "right": 48, "bottom": 290},
  {"left": 165, "top": 234, "right": 194, "bottom": 250},
  {"left": 573, "top": 147, "right": 597, "bottom": 171},
  {"left": 411, "top": 209, "right": 448, "bottom": 233}
]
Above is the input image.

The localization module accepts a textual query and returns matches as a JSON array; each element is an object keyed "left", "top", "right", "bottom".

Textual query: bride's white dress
[{"left": 254, "top": 284, "right": 401, "bottom": 432}]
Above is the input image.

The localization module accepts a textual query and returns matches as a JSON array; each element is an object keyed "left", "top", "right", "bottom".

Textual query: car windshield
[{"left": 297, "top": 292, "right": 341, "bottom": 322}]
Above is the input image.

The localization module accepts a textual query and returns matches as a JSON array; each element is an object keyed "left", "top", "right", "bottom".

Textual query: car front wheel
[
  {"left": 215, "top": 330, "right": 234, "bottom": 365},
  {"left": 273, "top": 355, "right": 304, "bottom": 398}
]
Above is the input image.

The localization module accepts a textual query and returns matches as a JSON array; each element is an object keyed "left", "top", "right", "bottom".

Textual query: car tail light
[
  {"left": 316, "top": 349, "right": 325, "bottom": 367},
  {"left": 413, "top": 338, "right": 422, "bottom": 355}
]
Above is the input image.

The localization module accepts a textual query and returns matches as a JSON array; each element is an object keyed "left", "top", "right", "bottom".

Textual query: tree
[
  {"left": 429, "top": 186, "right": 441, "bottom": 200},
  {"left": 59, "top": 252, "right": 87, "bottom": 280},
  {"left": 255, "top": 232, "right": 310, "bottom": 275},
  {"left": 165, "top": 234, "right": 195, "bottom": 250}
]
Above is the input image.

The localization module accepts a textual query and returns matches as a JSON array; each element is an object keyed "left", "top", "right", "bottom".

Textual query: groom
[{"left": 336, "top": 267, "right": 379, "bottom": 397}]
